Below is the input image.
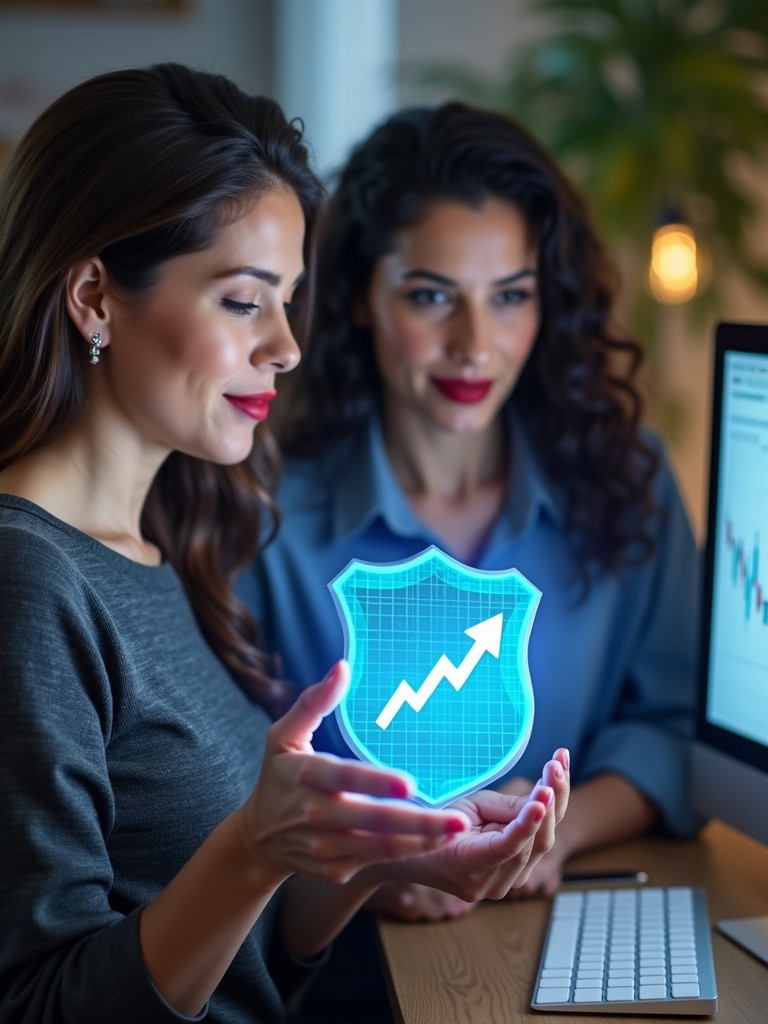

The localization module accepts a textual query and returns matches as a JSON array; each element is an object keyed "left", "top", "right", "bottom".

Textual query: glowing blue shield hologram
[{"left": 329, "top": 546, "right": 540, "bottom": 806}]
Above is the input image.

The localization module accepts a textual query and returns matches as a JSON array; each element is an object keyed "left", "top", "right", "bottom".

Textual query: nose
[
  {"left": 250, "top": 309, "right": 301, "bottom": 374},
  {"left": 446, "top": 301, "right": 493, "bottom": 366}
]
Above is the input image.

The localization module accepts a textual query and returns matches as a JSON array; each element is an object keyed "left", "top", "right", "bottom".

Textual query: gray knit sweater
[{"left": 0, "top": 496, "right": 288, "bottom": 1023}]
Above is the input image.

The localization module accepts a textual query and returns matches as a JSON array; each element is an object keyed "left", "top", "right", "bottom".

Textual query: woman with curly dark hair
[
  {"left": 0, "top": 73, "right": 569, "bottom": 1024},
  {"left": 242, "top": 99, "right": 700, "bottom": 1023}
]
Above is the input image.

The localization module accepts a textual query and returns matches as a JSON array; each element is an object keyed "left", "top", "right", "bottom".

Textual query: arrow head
[{"left": 464, "top": 613, "right": 504, "bottom": 658}]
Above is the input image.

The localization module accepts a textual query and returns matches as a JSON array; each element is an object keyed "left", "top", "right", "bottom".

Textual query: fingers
[
  {"left": 304, "top": 789, "right": 470, "bottom": 838},
  {"left": 244, "top": 780, "right": 468, "bottom": 886},
  {"left": 509, "top": 750, "right": 569, "bottom": 890},
  {"left": 434, "top": 797, "right": 547, "bottom": 902},
  {"left": 267, "top": 660, "right": 350, "bottom": 752},
  {"left": 541, "top": 748, "right": 570, "bottom": 824},
  {"left": 298, "top": 754, "right": 471, "bottom": 833},
  {"left": 477, "top": 798, "right": 548, "bottom": 898},
  {"left": 308, "top": 830, "right": 454, "bottom": 880},
  {"left": 276, "top": 802, "right": 470, "bottom": 885},
  {"left": 459, "top": 793, "right": 548, "bottom": 872},
  {"left": 522, "top": 782, "right": 557, "bottom": 868},
  {"left": 503, "top": 851, "right": 564, "bottom": 899},
  {"left": 302, "top": 752, "right": 416, "bottom": 801},
  {"left": 370, "top": 882, "right": 474, "bottom": 922}
]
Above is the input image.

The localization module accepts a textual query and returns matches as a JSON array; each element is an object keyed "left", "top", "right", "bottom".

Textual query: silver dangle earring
[{"left": 89, "top": 331, "right": 102, "bottom": 365}]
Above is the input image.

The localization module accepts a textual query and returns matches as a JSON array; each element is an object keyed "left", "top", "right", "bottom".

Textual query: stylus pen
[{"left": 562, "top": 870, "right": 649, "bottom": 886}]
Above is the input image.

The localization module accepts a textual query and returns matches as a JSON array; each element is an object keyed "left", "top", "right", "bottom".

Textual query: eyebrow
[
  {"left": 401, "top": 268, "right": 537, "bottom": 288},
  {"left": 220, "top": 266, "right": 306, "bottom": 287}
]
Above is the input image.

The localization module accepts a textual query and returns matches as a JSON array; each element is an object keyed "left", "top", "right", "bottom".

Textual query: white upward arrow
[{"left": 375, "top": 613, "right": 504, "bottom": 730}]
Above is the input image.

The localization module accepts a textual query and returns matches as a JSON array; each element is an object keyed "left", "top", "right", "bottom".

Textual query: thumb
[{"left": 268, "top": 660, "right": 350, "bottom": 753}]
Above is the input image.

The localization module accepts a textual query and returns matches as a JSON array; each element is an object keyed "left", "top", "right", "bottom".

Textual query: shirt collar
[
  {"left": 500, "top": 411, "right": 566, "bottom": 539},
  {"left": 332, "top": 416, "right": 426, "bottom": 542},
  {"left": 331, "top": 410, "right": 565, "bottom": 546}
]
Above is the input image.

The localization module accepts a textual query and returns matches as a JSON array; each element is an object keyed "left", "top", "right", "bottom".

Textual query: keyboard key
[
  {"left": 573, "top": 988, "right": 603, "bottom": 1002},
  {"left": 535, "top": 987, "right": 571, "bottom": 1003},
  {"left": 672, "top": 983, "right": 701, "bottom": 998},
  {"left": 640, "top": 984, "right": 668, "bottom": 999}
]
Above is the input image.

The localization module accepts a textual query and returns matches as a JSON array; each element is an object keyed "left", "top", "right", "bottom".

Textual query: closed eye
[{"left": 222, "top": 298, "right": 259, "bottom": 315}]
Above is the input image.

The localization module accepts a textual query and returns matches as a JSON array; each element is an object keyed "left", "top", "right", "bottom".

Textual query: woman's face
[
  {"left": 98, "top": 187, "right": 305, "bottom": 466},
  {"left": 359, "top": 197, "right": 540, "bottom": 436}
]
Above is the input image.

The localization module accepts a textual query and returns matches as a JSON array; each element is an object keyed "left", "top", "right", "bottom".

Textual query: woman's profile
[{"left": 0, "top": 67, "right": 568, "bottom": 1023}]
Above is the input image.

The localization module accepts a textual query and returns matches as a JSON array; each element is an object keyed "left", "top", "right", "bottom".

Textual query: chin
[
  {"left": 438, "top": 411, "right": 495, "bottom": 436},
  {"left": 182, "top": 432, "right": 258, "bottom": 467}
]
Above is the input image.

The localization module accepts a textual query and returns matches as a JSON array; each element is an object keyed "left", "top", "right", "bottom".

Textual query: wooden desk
[{"left": 378, "top": 821, "right": 768, "bottom": 1023}]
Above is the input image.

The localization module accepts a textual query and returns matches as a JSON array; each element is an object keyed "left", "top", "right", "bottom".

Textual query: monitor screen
[
  {"left": 692, "top": 321, "right": 768, "bottom": 965},
  {"left": 693, "top": 321, "right": 768, "bottom": 847}
]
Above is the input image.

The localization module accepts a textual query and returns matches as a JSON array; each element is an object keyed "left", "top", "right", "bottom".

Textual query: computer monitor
[{"left": 692, "top": 320, "right": 768, "bottom": 965}]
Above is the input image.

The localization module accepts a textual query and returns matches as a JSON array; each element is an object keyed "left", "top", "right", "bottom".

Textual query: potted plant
[{"left": 410, "top": 0, "right": 768, "bottom": 362}]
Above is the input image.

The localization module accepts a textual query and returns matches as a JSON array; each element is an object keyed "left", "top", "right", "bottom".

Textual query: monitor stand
[{"left": 718, "top": 916, "right": 768, "bottom": 966}]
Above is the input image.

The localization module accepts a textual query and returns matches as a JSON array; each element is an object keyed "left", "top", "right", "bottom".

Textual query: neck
[
  {"left": 0, "top": 411, "right": 166, "bottom": 566},
  {"left": 380, "top": 404, "right": 510, "bottom": 564},
  {"left": 382, "top": 408, "right": 508, "bottom": 502}
]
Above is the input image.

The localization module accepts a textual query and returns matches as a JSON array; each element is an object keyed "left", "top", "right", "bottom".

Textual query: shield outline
[{"left": 329, "top": 545, "right": 540, "bottom": 806}]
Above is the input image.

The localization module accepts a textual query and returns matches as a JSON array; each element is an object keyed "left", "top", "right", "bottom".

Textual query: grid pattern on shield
[{"left": 332, "top": 549, "right": 539, "bottom": 806}]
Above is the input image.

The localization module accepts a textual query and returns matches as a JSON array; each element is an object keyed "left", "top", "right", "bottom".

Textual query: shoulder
[
  {"left": 0, "top": 500, "right": 122, "bottom": 667},
  {"left": 639, "top": 425, "right": 669, "bottom": 461},
  {"left": 634, "top": 429, "right": 698, "bottom": 571},
  {"left": 639, "top": 427, "right": 685, "bottom": 505},
  {"left": 0, "top": 498, "right": 87, "bottom": 595},
  {"left": 0, "top": 499, "right": 117, "bottom": 724},
  {"left": 0, "top": 496, "right": 185, "bottom": 639}
]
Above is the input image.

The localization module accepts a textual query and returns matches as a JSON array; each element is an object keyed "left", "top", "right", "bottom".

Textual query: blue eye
[
  {"left": 494, "top": 288, "right": 534, "bottom": 306},
  {"left": 222, "top": 298, "right": 258, "bottom": 315},
  {"left": 406, "top": 288, "right": 450, "bottom": 307}
]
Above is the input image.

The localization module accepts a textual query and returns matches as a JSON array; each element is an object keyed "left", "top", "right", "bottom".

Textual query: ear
[{"left": 65, "top": 258, "right": 111, "bottom": 351}]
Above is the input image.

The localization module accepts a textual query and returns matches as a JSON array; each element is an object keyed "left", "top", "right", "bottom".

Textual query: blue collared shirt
[{"left": 241, "top": 415, "right": 702, "bottom": 835}]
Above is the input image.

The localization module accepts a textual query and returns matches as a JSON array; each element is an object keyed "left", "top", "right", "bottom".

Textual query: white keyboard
[{"left": 531, "top": 886, "right": 718, "bottom": 1015}]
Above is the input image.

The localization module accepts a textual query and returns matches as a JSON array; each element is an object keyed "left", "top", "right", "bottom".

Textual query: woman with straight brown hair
[{"left": 0, "top": 66, "right": 568, "bottom": 1023}]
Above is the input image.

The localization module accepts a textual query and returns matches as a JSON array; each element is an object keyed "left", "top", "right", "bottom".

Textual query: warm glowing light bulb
[{"left": 648, "top": 223, "right": 698, "bottom": 303}]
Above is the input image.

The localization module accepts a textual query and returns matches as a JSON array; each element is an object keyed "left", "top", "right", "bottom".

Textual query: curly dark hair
[
  {"left": 0, "top": 63, "right": 325, "bottom": 712},
  {"left": 277, "top": 101, "right": 660, "bottom": 584}
]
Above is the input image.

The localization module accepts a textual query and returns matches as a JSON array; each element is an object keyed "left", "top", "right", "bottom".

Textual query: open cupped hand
[
  {"left": 235, "top": 661, "right": 472, "bottom": 887},
  {"left": 364, "top": 750, "right": 570, "bottom": 904}
]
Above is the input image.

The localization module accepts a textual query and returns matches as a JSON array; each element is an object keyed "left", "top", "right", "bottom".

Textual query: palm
[
  {"left": 379, "top": 790, "right": 545, "bottom": 903},
  {"left": 450, "top": 789, "right": 528, "bottom": 834}
]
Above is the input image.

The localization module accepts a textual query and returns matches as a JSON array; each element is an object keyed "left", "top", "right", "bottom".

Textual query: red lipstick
[
  {"left": 431, "top": 378, "right": 493, "bottom": 404},
  {"left": 224, "top": 391, "right": 277, "bottom": 422}
]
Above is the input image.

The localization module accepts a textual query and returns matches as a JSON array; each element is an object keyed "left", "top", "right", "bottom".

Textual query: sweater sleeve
[{"left": 0, "top": 531, "right": 206, "bottom": 1023}]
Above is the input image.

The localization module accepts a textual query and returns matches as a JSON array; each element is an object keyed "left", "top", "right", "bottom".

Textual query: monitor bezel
[{"left": 696, "top": 320, "right": 768, "bottom": 775}]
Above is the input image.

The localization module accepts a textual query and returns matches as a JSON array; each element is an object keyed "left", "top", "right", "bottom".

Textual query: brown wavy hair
[
  {"left": 0, "top": 63, "right": 324, "bottom": 713},
  {"left": 278, "top": 101, "right": 661, "bottom": 586}
]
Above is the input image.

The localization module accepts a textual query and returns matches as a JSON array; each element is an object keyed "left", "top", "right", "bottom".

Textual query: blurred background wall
[{"left": 2, "top": 0, "right": 767, "bottom": 538}]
